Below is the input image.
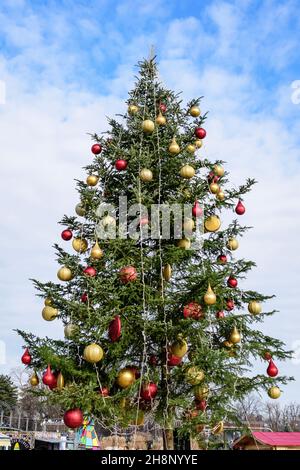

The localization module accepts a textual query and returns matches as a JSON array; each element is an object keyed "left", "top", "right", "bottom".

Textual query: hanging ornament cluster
[{"left": 183, "top": 302, "right": 204, "bottom": 320}]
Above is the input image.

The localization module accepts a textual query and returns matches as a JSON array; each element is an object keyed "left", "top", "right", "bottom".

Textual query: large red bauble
[
  {"left": 217, "top": 254, "right": 227, "bottom": 264},
  {"left": 21, "top": 348, "right": 31, "bottom": 365},
  {"left": 91, "top": 144, "right": 102, "bottom": 155},
  {"left": 216, "top": 311, "right": 225, "bottom": 319},
  {"left": 235, "top": 200, "right": 246, "bottom": 215},
  {"left": 119, "top": 266, "right": 137, "bottom": 284},
  {"left": 63, "top": 408, "right": 84, "bottom": 429},
  {"left": 263, "top": 351, "right": 272, "bottom": 361},
  {"left": 183, "top": 302, "right": 203, "bottom": 320},
  {"left": 227, "top": 276, "right": 238, "bottom": 288},
  {"left": 195, "top": 399, "right": 207, "bottom": 412},
  {"left": 42, "top": 365, "right": 56, "bottom": 387},
  {"left": 109, "top": 315, "right": 121, "bottom": 342},
  {"left": 140, "top": 382, "right": 158, "bottom": 401},
  {"left": 192, "top": 201, "right": 203, "bottom": 217},
  {"left": 115, "top": 159, "right": 128, "bottom": 171},
  {"left": 48, "top": 373, "right": 58, "bottom": 390},
  {"left": 267, "top": 359, "right": 278, "bottom": 377},
  {"left": 159, "top": 103, "right": 167, "bottom": 113},
  {"left": 83, "top": 266, "right": 97, "bottom": 277},
  {"left": 98, "top": 386, "right": 110, "bottom": 397},
  {"left": 167, "top": 354, "right": 182, "bottom": 367},
  {"left": 149, "top": 355, "right": 158, "bottom": 366},
  {"left": 61, "top": 229, "right": 73, "bottom": 241},
  {"left": 195, "top": 127, "right": 206, "bottom": 139},
  {"left": 226, "top": 299, "right": 235, "bottom": 311},
  {"left": 81, "top": 292, "right": 88, "bottom": 303}
]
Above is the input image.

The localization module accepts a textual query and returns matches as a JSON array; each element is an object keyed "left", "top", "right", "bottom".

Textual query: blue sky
[{"left": 0, "top": 0, "right": 300, "bottom": 406}]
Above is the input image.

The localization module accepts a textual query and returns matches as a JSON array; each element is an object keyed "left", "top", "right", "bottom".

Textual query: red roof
[{"left": 253, "top": 432, "right": 300, "bottom": 447}]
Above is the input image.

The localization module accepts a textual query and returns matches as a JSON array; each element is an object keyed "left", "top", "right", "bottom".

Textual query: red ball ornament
[
  {"left": 21, "top": 348, "right": 31, "bottom": 365},
  {"left": 263, "top": 351, "right": 272, "bottom": 361},
  {"left": 63, "top": 408, "right": 84, "bottom": 429},
  {"left": 195, "top": 127, "right": 206, "bottom": 139},
  {"left": 119, "top": 266, "right": 137, "bottom": 284},
  {"left": 81, "top": 292, "right": 88, "bottom": 303},
  {"left": 226, "top": 299, "right": 235, "bottom": 311},
  {"left": 183, "top": 302, "right": 204, "bottom": 320},
  {"left": 192, "top": 201, "right": 203, "bottom": 218},
  {"left": 61, "top": 229, "right": 73, "bottom": 241},
  {"left": 217, "top": 254, "right": 227, "bottom": 264},
  {"left": 235, "top": 200, "right": 246, "bottom": 215},
  {"left": 216, "top": 311, "right": 225, "bottom": 319},
  {"left": 115, "top": 159, "right": 128, "bottom": 171},
  {"left": 149, "top": 355, "right": 158, "bottom": 366},
  {"left": 159, "top": 103, "right": 167, "bottom": 113},
  {"left": 48, "top": 373, "right": 58, "bottom": 390},
  {"left": 91, "top": 144, "right": 102, "bottom": 155},
  {"left": 42, "top": 365, "right": 56, "bottom": 387},
  {"left": 267, "top": 359, "right": 278, "bottom": 377},
  {"left": 227, "top": 276, "right": 238, "bottom": 288},
  {"left": 167, "top": 354, "right": 182, "bottom": 367},
  {"left": 195, "top": 400, "right": 207, "bottom": 412},
  {"left": 140, "top": 382, "right": 158, "bottom": 401},
  {"left": 99, "top": 386, "right": 110, "bottom": 397},
  {"left": 83, "top": 266, "right": 97, "bottom": 277},
  {"left": 109, "top": 315, "right": 121, "bottom": 342}
]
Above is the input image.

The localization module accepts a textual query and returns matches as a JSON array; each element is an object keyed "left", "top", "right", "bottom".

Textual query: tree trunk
[{"left": 163, "top": 428, "right": 174, "bottom": 450}]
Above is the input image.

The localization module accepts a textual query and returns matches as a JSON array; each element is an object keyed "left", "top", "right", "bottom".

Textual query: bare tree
[{"left": 235, "top": 394, "right": 264, "bottom": 424}]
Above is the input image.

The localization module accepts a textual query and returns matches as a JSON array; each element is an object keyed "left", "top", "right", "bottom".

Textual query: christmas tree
[{"left": 17, "top": 57, "right": 292, "bottom": 449}]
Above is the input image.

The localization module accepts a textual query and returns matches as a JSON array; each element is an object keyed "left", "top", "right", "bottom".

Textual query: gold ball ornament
[
  {"left": 213, "top": 164, "right": 225, "bottom": 177},
  {"left": 171, "top": 337, "right": 188, "bottom": 358},
  {"left": 204, "top": 215, "right": 221, "bottom": 232},
  {"left": 248, "top": 301, "right": 262, "bottom": 315},
  {"left": 189, "top": 105, "right": 201, "bottom": 117},
  {"left": 183, "top": 218, "right": 195, "bottom": 234},
  {"left": 211, "top": 421, "right": 224, "bottom": 435},
  {"left": 268, "top": 386, "right": 281, "bottom": 399},
  {"left": 163, "top": 264, "right": 172, "bottom": 281},
  {"left": 169, "top": 137, "right": 180, "bottom": 155},
  {"left": 229, "top": 326, "right": 241, "bottom": 344},
  {"left": 44, "top": 297, "right": 53, "bottom": 306},
  {"left": 186, "top": 144, "right": 196, "bottom": 154},
  {"left": 139, "top": 168, "right": 153, "bottom": 182},
  {"left": 223, "top": 340, "right": 233, "bottom": 349},
  {"left": 90, "top": 241, "right": 103, "bottom": 260},
  {"left": 195, "top": 139, "right": 203, "bottom": 148},
  {"left": 209, "top": 182, "right": 220, "bottom": 194},
  {"left": 128, "top": 104, "right": 139, "bottom": 115},
  {"left": 155, "top": 112, "right": 166, "bottom": 126},
  {"left": 204, "top": 283, "right": 216, "bottom": 305},
  {"left": 142, "top": 119, "right": 155, "bottom": 133},
  {"left": 75, "top": 203, "right": 86, "bottom": 217},
  {"left": 177, "top": 238, "right": 191, "bottom": 249},
  {"left": 185, "top": 366, "right": 205, "bottom": 385},
  {"left": 180, "top": 164, "right": 195, "bottom": 179},
  {"left": 86, "top": 175, "right": 99, "bottom": 186},
  {"left": 216, "top": 190, "right": 225, "bottom": 201},
  {"left": 227, "top": 238, "right": 239, "bottom": 251},
  {"left": 30, "top": 371, "right": 39, "bottom": 387},
  {"left": 72, "top": 238, "right": 88, "bottom": 253},
  {"left": 83, "top": 343, "right": 104, "bottom": 363},
  {"left": 56, "top": 372, "right": 65, "bottom": 390},
  {"left": 117, "top": 368, "right": 136, "bottom": 389},
  {"left": 64, "top": 323, "right": 79, "bottom": 339},
  {"left": 194, "top": 384, "right": 209, "bottom": 400},
  {"left": 57, "top": 266, "right": 73, "bottom": 281},
  {"left": 42, "top": 306, "right": 58, "bottom": 321}
]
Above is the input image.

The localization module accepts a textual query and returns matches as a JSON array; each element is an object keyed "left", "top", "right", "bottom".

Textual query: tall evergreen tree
[
  {"left": 17, "top": 58, "right": 292, "bottom": 448},
  {"left": 0, "top": 374, "right": 18, "bottom": 411}
]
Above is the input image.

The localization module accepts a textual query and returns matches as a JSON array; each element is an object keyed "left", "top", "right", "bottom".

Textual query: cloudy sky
[{"left": 0, "top": 0, "right": 299, "bottom": 404}]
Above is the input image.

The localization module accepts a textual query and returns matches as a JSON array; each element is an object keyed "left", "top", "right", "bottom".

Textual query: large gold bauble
[
  {"left": 42, "top": 306, "right": 58, "bottom": 321},
  {"left": 117, "top": 368, "right": 136, "bottom": 389},
  {"left": 229, "top": 326, "right": 241, "bottom": 344},
  {"left": 204, "top": 215, "right": 221, "bottom": 232},
  {"left": 171, "top": 338, "right": 188, "bottom": 358},
  {"left": 185, "top": 366, "right": 205, "bottom": 385},
  {"left": 30, "top": 371, "right": 39, "bottom": 387},
  {"left": 177, "top": 238, "right": 191, "bottom": 249},
  {"left": 142, "top": 119, "right": 155, "bottom": 133},
  {"left": 169, "top": 137, "right": 180, "bottom": 155},
  {"left": 213, "top": 164, "right": 225, "bottom": 177},
  {"left": 140, "top": 168, "right": 153, "bottom": 182},
  {"left": 186, "top": 144, "right": 196, "bottom": 154},
  {"left": 194, "top": 385, "right": 209, "bottom": 400},
  {"left": 183, "top": 218, "right": 195, "bottom": 234},
  {"left": 195, "top": 139, "right": 203, "bottom": 148},
  {"left": 56, "top": 372, "right": 65, "bottom": 390},
  {"left": 209, "top": 182, "right": 220, "bottom": 194},
  {"left": 180, "top": 165, "right": 195, "bottom": 179},
  {"left": 90, "top": 241, "right": 103, "bottom": 260},
  {"left": 226, "top": 238, "right": 239, "bottom": 250},
  {"left": 216, "top": 190, "right": 225, "bottom": 201},
  {"left": 44, "top": 297, "right": 53, "bottom": 306},
  {"left": 86, "top": 175, "right": 99, "bottom": 186},
  {"left": 268, "top": 386, "right": 281, "bottom": 399},
  {"left": 163, "top": 264, "right": 172, "bottom": 281},
  {"left": 75, "top": 203, "right": 86, "bottom": 217},
  {"left": 204, "top": 283, "right": 216, "bottom": 305},
  {"left": 83, "top": 343, "right": 104, "bottom": 363},
  {"left": 72, "top": 238, "right": 88, "bottom": 253},
  {"left": 155, "top": 112, "right": 166, "bottom": 126},
  {"left": 189, "top": 105, "right": 201, "bottom": 117},
  {"left": 248, "top": 301, "right": 262, "bottom": 315},
  {"left": 64, "top": 323, "right": 79, "bottom": 339},
  {"left": 128, "top": 104, "right": 139, "bottom": 115},
  {"left": 211, "top": 421, "right": 224, "bottom": 435},
  {"left": 57, "top": 266, "right": 73, "bottom": 281}
]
